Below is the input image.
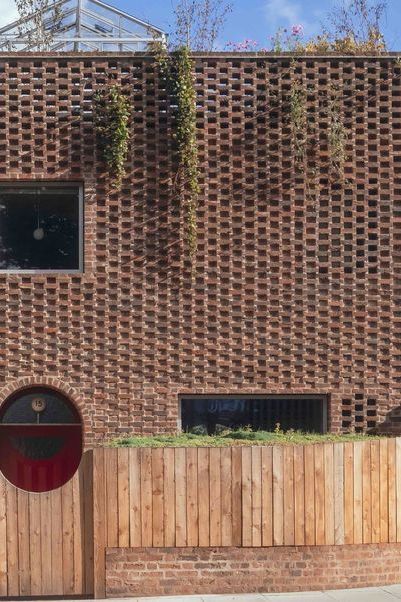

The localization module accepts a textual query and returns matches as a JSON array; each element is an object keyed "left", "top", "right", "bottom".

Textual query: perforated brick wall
[{"left": 0, "top": 53, "right": 400, "bottom": 443}]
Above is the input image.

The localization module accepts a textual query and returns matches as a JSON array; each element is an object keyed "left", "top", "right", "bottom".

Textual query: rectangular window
[
  {"left": 0, "top": 184, "right": 83, "bottom": 272},
  {"left": 181, "top": 395, "right": 327, "bottom": 434}
]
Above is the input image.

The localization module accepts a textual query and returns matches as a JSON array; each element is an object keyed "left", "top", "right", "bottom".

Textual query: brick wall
[
  {"left": 0, "top": 53, "right": 400, "bottom": 442},
  {"left": 106, "top": 545, "right": 401, "bottom": 597}
]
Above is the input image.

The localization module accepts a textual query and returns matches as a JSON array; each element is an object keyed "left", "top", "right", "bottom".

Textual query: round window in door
[{"left": 0, "top": 387, "right": 83, "bottom": 492}]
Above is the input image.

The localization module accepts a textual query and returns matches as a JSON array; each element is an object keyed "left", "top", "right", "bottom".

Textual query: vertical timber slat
[
  {"left": 261, "top": 446, "right": 273, "bottom": 547},
  {"left": 117, "top": 448, "right": 130, "bottom": 548},
  {"left": 197, "top": 448, "right": 210, "bottom": 547},
  {"left": 151, "top": 448, "right": 164, "bottom": 548},
  {"left": 129, "top": 448, "right": 141, "bottom": 547},
  {"left": 93, "top": 448, "right": 106, "bottom": 599}
]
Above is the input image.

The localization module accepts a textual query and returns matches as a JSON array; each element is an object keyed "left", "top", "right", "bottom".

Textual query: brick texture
[
  {"left": 105, "top": 545, "right": 401, "bottom": 597},
  {"left": 0, "top": 53, "right": 400, "bottom": 442}
]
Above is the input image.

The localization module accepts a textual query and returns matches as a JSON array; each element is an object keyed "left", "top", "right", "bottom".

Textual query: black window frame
[
  {"left": 179, "top": 394, "right": 328, "bottom": 434},
  {"left": 0, "top": 182, "right": 84, "bottom": 274}
]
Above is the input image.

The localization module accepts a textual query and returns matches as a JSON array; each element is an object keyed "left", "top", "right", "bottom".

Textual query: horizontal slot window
[{"left": 181, "top": 395, "right": 327, "bottom": 434}]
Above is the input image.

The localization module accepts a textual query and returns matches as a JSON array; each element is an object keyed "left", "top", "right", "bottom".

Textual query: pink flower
[
  {"left": 226, "top": 39, "right": 260, "bottom": 51},
  {"left": 291, "top": 24, "right": 303, "bottom": 36}
]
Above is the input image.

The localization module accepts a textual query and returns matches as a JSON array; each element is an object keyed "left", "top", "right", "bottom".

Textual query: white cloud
[
  {"left": 264, "top": 0, "right": 323, "bottom": 36},
  {"left": 0, "top": 1, "right": 18, "bottom": 28},
  {"left": 265, "top": 0, "right": 300, "bottom": 24}
]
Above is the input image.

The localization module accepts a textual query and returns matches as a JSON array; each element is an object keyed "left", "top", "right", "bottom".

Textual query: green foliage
[
  {"left": 93, "top": 85, "right": 130, "bottom": 189},
  {"left": 289, "top": 80, "right": 308, "bottom": 167},
  {"left": 109, "top": 429, "right": 383, "bottom": 448},
  {"left": 190, "top": 424, "right": 208, "bottom": 436},
  {"left": 327, "top": 86, "right": 347, "bottom": 175},
  {"left": 154, "top": 45, "right": 200, "bottom": 259},
  {"left": 287, "top": 77, "right": 348, "bottom": 179},
  {"left": 173, "top": 46, "right": 200, "bottom": 258},
  {"left": 269, "top": 0, "right": 387, "bottom": 55}
]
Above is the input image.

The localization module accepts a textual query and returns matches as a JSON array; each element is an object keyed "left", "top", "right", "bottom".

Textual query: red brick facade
[
  {"left": 0, "top": 53, "right": 401, "bottom": 443},
  {"left": 106, "top": 545, "right": 401, "bottom": 597}
]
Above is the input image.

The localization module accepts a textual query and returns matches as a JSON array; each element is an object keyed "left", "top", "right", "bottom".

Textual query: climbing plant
[
  {"left": 327, "top": 85, "right": 347, "bottom": 176},
  {"left": 289, "top": 80, "right": 308, "bottom": 168},
  {"left": 93, "top": 86, "right": 130, "bottom": 189},
  {"left": 172, "top": 46, "right": 200, "bottom": 258},
  {"left": 153, "top": 44, "right": 200, "bottom": 259}
]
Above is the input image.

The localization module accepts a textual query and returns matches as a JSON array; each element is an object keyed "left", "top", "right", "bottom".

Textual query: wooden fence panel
[
  {"left": 396, "top": 439, "right": 401, "bottom": 541},
  {"left": 140, "top": 448, "right": 153, "bottom": 547},
  {"left": 187, "top": 448, "right": 198, "bottom": 546},
  {"left": 152, "top": 448, "right": 164, "bottom": 547},
  {"left": 294, "top": 445, "right": 305, "bottom": 546},
  {"left": 353, "top": 442, "right": 363, "bottom": 544},
  {"left": 379, "top": 438, "right": 389, "bottom": 543},
  {"left": 163, "top": 447, "right": 175, "bottom": 547},
  {"left": 105, "top": 448, "right": 118, "bottom": 547},
  {"left": 4, "top": 439, "right": 401, "bottom": 599},
  {"left": 128, "top": 448, "right": 141, "bottom": 547},
  {"left": 371, "top": 440, "right": 380, "bottom": 543},
  {"left": 118, "top": 448, "right": 130, "bottom": 548},
  {"left": 388, "top": 438, "right": 397, "bottom": 542},
  {"left": 174, "top": 448, "right": 186, "bottom": 546},
  {"left": 231, "top": 447, "right": 242, "bottom": 546},
  {"left": 314, "top": 444, "right": 325, "bottom": 545},
  {"left": 0, "top": 450, "right": 93, "bottom": 599},
  {"left": 241, "top": 447, "right": 252, "bottom": 546},
  {"left": 272, "top": 446, "right": 284, "bottom": 546},
  {"left": 343, "top": 441, "right": 354, "bottom": 544},
  {"left": 94, "top": 439, "right": 401, "bottom": 557},
  {"left": 198, "top": 448, "right": 210, "bottom": 546},
  {"left": 333, "top": 443, "right": 344, "bottom": 545},
  {"left": 283, "top": 446, "right": 295, "bottom": 546},
  {"left": 221, "top": 448, "right": 232, "bottom": 546},
  {"left": 251, "top": 447, "right": 262, "bottom": 547},
  {"left": 210, "top": 448, "right": 222, "bottom": 546},
  {"left": 362, "top": 441, "right": 372, "bottom": 543},
  {"left": 324, "top": 444, "right": 335, "bottom": 545},
  {"left": 261, "top": 446, "right": 273, "bottom": 547},
  {"left": 304, "top": 444, "right": 315, "bottom": 545}
]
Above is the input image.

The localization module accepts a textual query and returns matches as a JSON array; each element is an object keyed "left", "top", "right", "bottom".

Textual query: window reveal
[
  {"left": 0, "top": 184, "right": 82, "bottom": 271},
  {"left": 181, "top": 395, "right": 327, "bottom": 434}
]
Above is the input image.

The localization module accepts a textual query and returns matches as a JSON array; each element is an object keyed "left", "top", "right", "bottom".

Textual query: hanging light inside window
[{"left": 33, "top": 202, "right": 44, "bottom": 241}]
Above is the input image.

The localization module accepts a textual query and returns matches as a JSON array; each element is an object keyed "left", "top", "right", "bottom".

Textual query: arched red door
[{"left": 0, "top": 387, "right": 83, "bottom": 492}]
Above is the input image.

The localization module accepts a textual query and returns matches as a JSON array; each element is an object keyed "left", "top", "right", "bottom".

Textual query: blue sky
[
  {"left": 111, "top": 0, "right": 401, "bottom": 50},
  {"left": 1, "top": 0, "right": 401, "bottom": 49}
]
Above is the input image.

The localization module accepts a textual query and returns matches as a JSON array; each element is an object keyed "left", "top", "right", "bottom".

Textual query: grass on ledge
[{"left": 108, "top": 429, "right": 383, "bottom": 448}]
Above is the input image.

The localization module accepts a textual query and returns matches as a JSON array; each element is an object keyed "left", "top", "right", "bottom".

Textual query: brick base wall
[{"left": 106, "top": 545, "right": 401, "bottom": 598}]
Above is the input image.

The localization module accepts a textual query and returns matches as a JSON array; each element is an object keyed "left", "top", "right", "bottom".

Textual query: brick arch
[{"left": 0, "top": 377, "right": 86, "bottom": 422}]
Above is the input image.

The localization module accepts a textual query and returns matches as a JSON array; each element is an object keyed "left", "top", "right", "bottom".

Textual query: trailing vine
[
  {"left": 289, "top": 80, "right": 308, "bottom": 168},
  {"left": 172, "top": 46, "right": 200, "bottom": 258},
  {"left": 93, "top": 85, "right": 130, "bottom": 189},
  {"left": 327, "top": 85, "right": 347, "bottom": 176},
  {"left": 154, "top": 44, "right": 200, "bottom": 260},
  {"left": 287, "top": 76, "right": 349, "bottom": 182}
]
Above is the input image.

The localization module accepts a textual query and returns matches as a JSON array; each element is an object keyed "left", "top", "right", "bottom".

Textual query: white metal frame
[{"left": 0, "top": 0, "right": 167, "bottom": 52}]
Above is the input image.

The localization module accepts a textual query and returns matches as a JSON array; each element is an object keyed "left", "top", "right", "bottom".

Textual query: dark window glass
[
  {"left": 1, "top": 388, "right": 80, "bottom": 424},
  {"left": 0, "top": 185, "right": 81, "bottom": 270},
  {"left": 0, "top": 387, "right": 82, "bottom": 492},
  {"left": 181, "top": 396, "right": 327, "bottom": 434}
]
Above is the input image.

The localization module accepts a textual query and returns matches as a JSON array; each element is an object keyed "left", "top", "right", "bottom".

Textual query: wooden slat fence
[
  {"left": 4, "top": 440, "right": 401, "bottom": 599},
  {"left": 94, "top": 440, "right": 401, "bottom": 556},
  {"left": 0, "top": 450, "right": 94, "bottom": 598}
]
